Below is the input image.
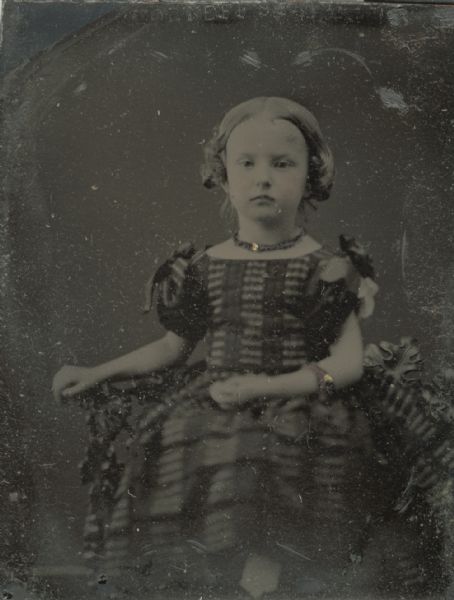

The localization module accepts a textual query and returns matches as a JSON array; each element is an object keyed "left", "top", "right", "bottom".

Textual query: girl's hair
[{"left": 201, "top": 97, "right": 335, "bottom": 207}]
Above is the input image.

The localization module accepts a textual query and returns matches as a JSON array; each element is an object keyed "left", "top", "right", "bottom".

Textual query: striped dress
[{"left": 100, "top": 243, "right": 451, "bottom": 597}]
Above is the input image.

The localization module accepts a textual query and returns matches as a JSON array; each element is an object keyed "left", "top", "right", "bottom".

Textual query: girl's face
[{"left": 222, "top": 116, "right": 309, "bottom": 226}]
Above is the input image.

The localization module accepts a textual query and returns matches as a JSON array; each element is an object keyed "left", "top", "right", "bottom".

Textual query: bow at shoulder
[
  {"left": 143, "top": 242, "right": 206, "bottom": 314},
  {"left": 320, "top": 235, "right": 378, "bottom": 319},
  {"left": 142, "top": 242, "right": 208, "bottom": 342}
]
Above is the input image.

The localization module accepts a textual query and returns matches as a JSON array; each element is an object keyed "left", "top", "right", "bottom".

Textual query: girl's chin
[
  {"left": 249, "top": 209, "right": 284, "bottom": 223},
  {"left": 244, "top": 205, "right": 283, "bottom": 220},
  {"left": 248, "top": 217, "right": 285, "bottom": 228}
]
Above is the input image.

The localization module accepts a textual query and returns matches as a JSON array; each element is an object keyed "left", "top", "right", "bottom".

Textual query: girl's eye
[
  {"left": 274, "top": 160, "right": 293, "bottom": 169},
  {"left": 239, "top": 160, "right": 254, "bottom": 168}
]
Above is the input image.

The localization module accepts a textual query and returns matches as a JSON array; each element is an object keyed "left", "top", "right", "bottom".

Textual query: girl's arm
[
  {"left": 93, "top": 331, "right": 194, "bottom": 380},
  {"left": 53, "top": 331, "right": 195, "bottom": 401},
  {"left": 210, "top": 312, "right": 363, "bottom": 406}
]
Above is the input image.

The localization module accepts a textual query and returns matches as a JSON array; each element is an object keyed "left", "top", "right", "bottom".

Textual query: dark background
[{"left": 1, "top": 1, "right": 454, "bottom": 595}]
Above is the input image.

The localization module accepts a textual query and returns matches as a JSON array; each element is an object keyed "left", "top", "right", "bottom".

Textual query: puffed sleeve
[
  {"left": 300, "top": 235, "right": 378, "bottom": 361},
  {"left": 143, "top": 243, "right": 208, "bottom": 343}
]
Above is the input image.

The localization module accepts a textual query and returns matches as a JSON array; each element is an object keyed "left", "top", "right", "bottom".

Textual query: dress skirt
[{"left": 103, "top": 367, "right": 376, "bottom": 595}]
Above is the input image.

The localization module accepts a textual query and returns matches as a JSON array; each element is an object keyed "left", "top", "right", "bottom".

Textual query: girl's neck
[{"left": 236, "top": 221, "right": 302, "bottom": 246}]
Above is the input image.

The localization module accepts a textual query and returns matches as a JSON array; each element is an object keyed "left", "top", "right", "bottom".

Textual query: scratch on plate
[
  {"left": 186, "top": 539, "right": 207, "bottom": 554},
  {"left": 293, "top": 48, "right": 372, "bottom": 76},
  {"left": 240, "top": 51, "right": 262, "bottom": 70},
  {"left": 276, "top": 541, "right": 312, "bottom": 561},
  {"left": 150, "top": 49, "right": 170, "bottom": 62},
  {"left": 401, "top": 228, "right": 408, "bottom": 284},
  {"left": 106, "top": 27, "right": 149, "bottom": 57}
]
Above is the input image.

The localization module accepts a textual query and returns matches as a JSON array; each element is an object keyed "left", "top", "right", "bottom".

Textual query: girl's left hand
[{"left": 209, "top": 374, "right": 269, "bottom": 409}]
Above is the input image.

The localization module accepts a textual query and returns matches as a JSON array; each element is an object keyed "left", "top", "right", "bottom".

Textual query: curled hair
[{"left": 201, "top": 97, "right": 335, "bottom": 205}]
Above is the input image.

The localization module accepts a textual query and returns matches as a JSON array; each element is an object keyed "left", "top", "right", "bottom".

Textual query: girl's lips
[{"left": 250, "top": 195, "right": 275, "bottom": 202}]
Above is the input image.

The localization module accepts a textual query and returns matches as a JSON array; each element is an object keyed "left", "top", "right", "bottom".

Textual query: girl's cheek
[{"left": 229, "top": 193, "right": 241, "bottom": 207}]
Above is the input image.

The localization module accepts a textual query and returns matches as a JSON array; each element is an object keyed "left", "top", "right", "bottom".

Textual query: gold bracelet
[{"left": 307, "top": 363, "right": 335, "bottom": 404}]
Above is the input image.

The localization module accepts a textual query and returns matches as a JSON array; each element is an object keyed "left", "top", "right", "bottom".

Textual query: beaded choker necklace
[{"left": 233, "top": 229, "right": 305, "bottom": 252}]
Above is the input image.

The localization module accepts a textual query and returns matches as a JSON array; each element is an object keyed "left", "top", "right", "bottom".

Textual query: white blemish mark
[
  {"left": 387, "top": 8, "right": 408, "bottom": 27},
  {"left": 157, "top": 109, "right": 161, "bottom": 116},
  {"left": 377, "top": 87, "right": 409, "bottom": 114},
  {"left": 74, "top": 82, "right": 87, "bottom": 95},
  {"left": 56, "top": 102, "right": 61, "bottom": 108},
  {"left": 91, "top": 185, "right": 99, "bottom": 191},
  {"left": 240, "top": 50, "right": 262, "bottom": 70},
  {"left": 293, "top": 48, "right": 372, "bottom": 76}
]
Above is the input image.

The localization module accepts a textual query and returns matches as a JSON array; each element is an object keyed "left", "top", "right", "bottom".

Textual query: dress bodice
[
  {"left": 153, "top": 245, "right": 366, "bottom": 375},
  {"left": 203, "top": 254, "right": 323, "bottom": 374}
]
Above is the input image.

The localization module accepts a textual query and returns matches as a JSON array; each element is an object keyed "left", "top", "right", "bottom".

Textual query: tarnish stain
[
  {"left": 377, "top": 87, "right": 409, "bottom": 115},
  {"left": 433, "top": 8, "right": 454, "bottom": 29},
  {"left": 240, "top": 50, "right": 262, "bottom": 70},
  {"left": 387, "top": 8, "right": 409, "bottom": 28},
  {"left": 293, "top": 48, "right": 372, "bottom": 76}
]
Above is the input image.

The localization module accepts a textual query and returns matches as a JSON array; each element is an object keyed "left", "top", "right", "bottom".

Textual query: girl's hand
[
  {"left": 52, "top": 365, "right": 101, "bottom": 402},
  {"left": 209, "top": 374, "right": 269, "bottom": 410}
]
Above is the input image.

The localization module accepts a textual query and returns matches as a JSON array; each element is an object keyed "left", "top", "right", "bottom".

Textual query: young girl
[{"left": 53, "top": 97, "right": 451, "bottom": 599}]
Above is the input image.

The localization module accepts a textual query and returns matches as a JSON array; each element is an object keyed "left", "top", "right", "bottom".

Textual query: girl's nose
[{"left": 255, "top": 164, "right": 272, "bottom": 188}]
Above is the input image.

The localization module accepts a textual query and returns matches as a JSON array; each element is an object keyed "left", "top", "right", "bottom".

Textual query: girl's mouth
[{"left": 250, "top": 195, "right": 275, "bottom": 202}]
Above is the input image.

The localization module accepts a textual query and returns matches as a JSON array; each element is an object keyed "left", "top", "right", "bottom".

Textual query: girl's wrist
[
  {"left": 255, "top": 367, "right": 329, "bottom": 399},
  {"left": 91, "top": 364, "right": 110, "bottom": 384},
  {"left": 306, "top": 363, "right": 335, "bottom": 402}
]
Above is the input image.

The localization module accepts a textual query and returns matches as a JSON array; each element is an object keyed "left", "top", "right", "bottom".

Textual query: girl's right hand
[{"left": 52, "top": 365, "right": 101, "bottom": 402}]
